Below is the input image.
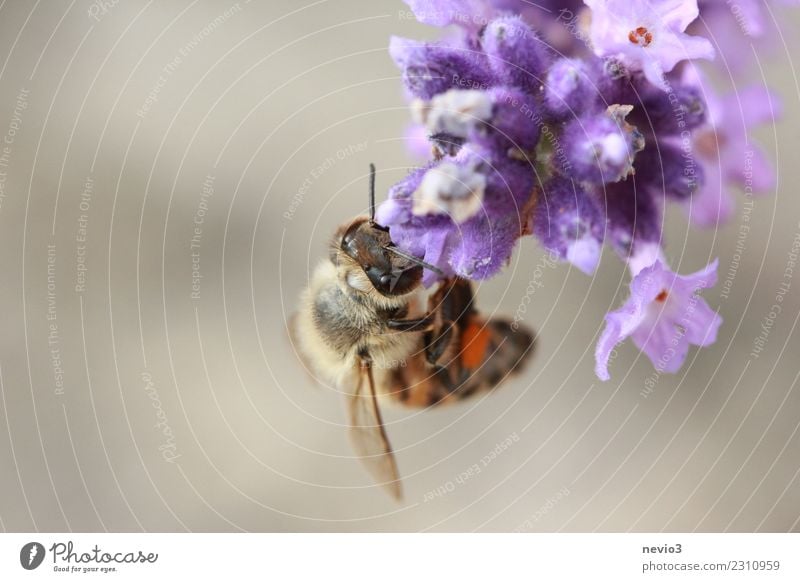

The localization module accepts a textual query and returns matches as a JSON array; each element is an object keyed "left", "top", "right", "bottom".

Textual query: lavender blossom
[
  {"left": 562, "top": 106, "right": 644, "bottom": 184},
  {"left": 412, "top": 156, "right": 486, "bottom": 223},
  {"left": 584, "top": 0, "right": 715, "bottom": 89},
  {"left": 533, "top": 177, "right": 605, "bottom": 274},
  {"left": 595, "top": 257, "right": 722, "bottom": 381},
  {"left": 389, "top": 37, "right": 494, "bottom": 100},
  {"left": 421, "top": 87, "right": 541, "bottom": 152},
  {"left": 481, "top": 16, "right": 550, "bottom": 94},
  {"left": 379, "top": 145, "right": 534, "bottom": 283},
  {"left": 602, "top": 175, "right": 664, "bottom": 259},
  {"left": 636, "top": 82, "right": 707, "bottom": 134},
  {"left": 690, "top": 0, "right": 794, "bottom": 73},
  {"left": 543, "top": 58, "right": 603, "bottom": 118},
  {"left": 379, "top": 0, "right": 787, "bottom": 380},
  {"left": 635, "top": 143, "right": 705, "bottom": 201},
  {"left": 681, "top": 70, "right": 780, "bottom": 226},
  {"left": 475, "top": 87, "right": 542, "bottom": 152}
]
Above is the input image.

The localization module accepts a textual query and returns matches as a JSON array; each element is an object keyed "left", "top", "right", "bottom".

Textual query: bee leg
[
  {"left": 427, "top": 322, "right": 476, "bottom": 397},
  {"left": 424, "top": 323, "right": 453, "bottom": 366},
  {"left": 425, "top": 277, "right": 475, "bottom": 367},
  {"left": 386, "top": 314, "right": 435, "bottom": 332},
  {"left": 425, "top": 278, "right": 477, "bottom": 396},
  {"left": 430, "top": 277, "right": 475, "bottom": 318},
  {"left": 420, "top": 324, "right": 455, "bottom": 393}
]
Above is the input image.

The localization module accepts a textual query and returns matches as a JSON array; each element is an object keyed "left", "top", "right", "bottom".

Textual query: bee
[{"left": 291, "top": 164, "right": 535, "bottom": 500}]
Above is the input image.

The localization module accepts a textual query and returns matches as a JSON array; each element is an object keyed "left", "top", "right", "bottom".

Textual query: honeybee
[{"left": 292, "top": 165, "right": 535, "bottom": 499}]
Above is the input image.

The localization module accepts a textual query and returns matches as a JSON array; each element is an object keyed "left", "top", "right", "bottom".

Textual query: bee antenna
[
  {"left": 368, "top": 163, "right": 376, "bottom": 224},
  {"left": 384, "top": 245, "right": 445, "bottom": 277}
]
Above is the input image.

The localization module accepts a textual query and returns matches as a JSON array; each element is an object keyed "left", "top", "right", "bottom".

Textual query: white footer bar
[{"left": 1, "top": 533, "right": 798, "bottom": 581}]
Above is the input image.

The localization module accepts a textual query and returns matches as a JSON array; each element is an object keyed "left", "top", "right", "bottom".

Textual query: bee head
[
  {"left": 330, "top": 164, "right": 444, "bottom": 298},
  {"left": 333, "top": 217, "right": 424, "bottom": 297}
]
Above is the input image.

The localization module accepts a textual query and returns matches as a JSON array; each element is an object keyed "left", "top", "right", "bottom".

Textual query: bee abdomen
[
  {"left": 455, "top": 318, "right": 535, "bottom": 399},
  {"left": 383, "top": 318, "right": 535, "bottom": 408}
]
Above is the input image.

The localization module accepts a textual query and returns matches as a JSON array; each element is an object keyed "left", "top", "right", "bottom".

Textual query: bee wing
[{"left": 348, "top": 355, "right": 403, "bottom": 500}]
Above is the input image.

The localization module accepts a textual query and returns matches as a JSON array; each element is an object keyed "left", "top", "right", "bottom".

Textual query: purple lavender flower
[
  {"left": 449, "top": 212, "right": 525, "bottom": 279},
  {"left": 411, "top": 155, "right": 487, "bottom": 223},
  {"left": 533, "top": 177, "right": 605, "bottom": 274},
  {"left": 379, "top": 145, "right": 534, "bottom": 283},
  {"left": 422, "top": 87, "right": 541, "bottom": 152},
  {"left": 635, "top": 82, "right": 707, "bottom": 135},
  {"left": 377, "top": 165, "right": 457, "bottom": 284},
  {"left": 422, "top": 89, "right": 494, "bottom": 141},
  {"left": 543, "top": 58, "right": 603, "bottom": 118},
  {"left": 477, "top": 87, "right": 542, "bottom": 152},
  {"left": 602, "top": 176, "right": 664, "bottom": 260},
  {"left": 404, "top": 123, "right": 433, "bottom": 160},
  {"left": 481, "top": 16, "right": 551, "bottom": 94},
  {"left": 584, "top": 0, "right": 715, "bottom": 89},
  {"left": 389, "top": 36, "right": 494, "bottom": 100},
  {"left": 681, "top": 70, "right": 780, "bottom": 226},
  {"left": 635, "top": 143, "right": 705, "bottom": 201},
  {"left": 692, "top": 1, "right": 800, "bottom": 75},
  {"left": 379, "top": 0, "right": 785, "bottom": 380},
  {"left": 562, "top": 107, "right": 644, "bottom": 184},
  {"left": 691, "top": 0, "right": 766, "bottom": 73},
  {"left": 595, "top": 257, "right": 723, "bottom": 381}
]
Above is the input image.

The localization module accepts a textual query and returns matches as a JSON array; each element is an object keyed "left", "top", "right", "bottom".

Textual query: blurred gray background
[{"left": 0, "top": 0, "right": 798, "bottom": 532}]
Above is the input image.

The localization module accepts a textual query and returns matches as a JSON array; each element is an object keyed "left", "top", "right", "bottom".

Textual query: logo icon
[{"left": 20, "top": 542, "right": 45, "bottom": 570}]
